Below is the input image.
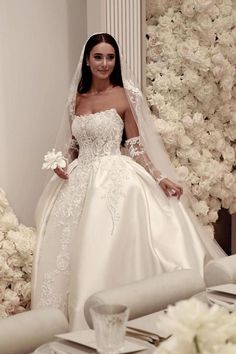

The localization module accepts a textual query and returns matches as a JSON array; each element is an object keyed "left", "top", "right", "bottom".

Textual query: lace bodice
[{"left": 72, "top": 108, "right": 123, "bottom": 161}]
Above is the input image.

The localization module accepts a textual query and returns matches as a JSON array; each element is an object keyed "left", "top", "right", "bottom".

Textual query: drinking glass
[{"left": 90, "top": 304, "right": 129, "bottom": 354}]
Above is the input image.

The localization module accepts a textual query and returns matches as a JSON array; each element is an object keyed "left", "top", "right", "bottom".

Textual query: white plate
[
  {"left": 56, "top": 329, "right": 148, "bottom": 353},
  {"left": 206, "top": 283, "right": 236, "bottom": 311}
]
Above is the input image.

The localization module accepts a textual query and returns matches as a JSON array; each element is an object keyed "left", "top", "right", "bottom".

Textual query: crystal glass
[{"left": 90, "top": 304, "right": 129, "bottom": 354}]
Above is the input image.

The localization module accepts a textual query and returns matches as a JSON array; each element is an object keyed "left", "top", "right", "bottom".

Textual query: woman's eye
[
  {"left": 94, "top": 55, "right": 102, "bottom": 60},
  {"left": 108, "top": 55, "right": 115, "bottom": 60}
]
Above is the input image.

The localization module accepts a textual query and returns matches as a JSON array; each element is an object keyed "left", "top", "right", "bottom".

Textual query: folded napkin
[{"left": 206, "top": 283, "right": 236, "bottom": 311}]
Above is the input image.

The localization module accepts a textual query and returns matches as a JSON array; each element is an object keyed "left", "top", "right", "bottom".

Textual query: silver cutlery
[{"left": 126, "top": 326, "right": 170, "bottom": 346}]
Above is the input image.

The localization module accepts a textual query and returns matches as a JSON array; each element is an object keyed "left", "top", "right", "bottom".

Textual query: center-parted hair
[{"left": 77, "top": 33, "right": 124, "bottom": 93}]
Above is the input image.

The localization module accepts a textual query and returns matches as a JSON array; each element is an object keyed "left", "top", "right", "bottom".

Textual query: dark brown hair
[{"left": 77, "top": 33, "right": 123, "bottom": 93}]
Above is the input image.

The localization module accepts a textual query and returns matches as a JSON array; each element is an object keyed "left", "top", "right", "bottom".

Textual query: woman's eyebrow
[{"left": 93, "top": 52, "right": 115, "bottom": 55}]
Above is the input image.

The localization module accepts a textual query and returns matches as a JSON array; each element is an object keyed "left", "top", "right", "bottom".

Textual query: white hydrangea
[
  {"left": 156, "top": 298, "right": 236, "bottom": 354},
  {"left": 146, "top": 0, "right": 236, "bottom": 227}
]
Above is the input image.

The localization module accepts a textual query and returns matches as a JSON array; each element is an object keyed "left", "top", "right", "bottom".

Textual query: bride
[{"left": 31, "top": 33, "right": 225, "bottom": 329}]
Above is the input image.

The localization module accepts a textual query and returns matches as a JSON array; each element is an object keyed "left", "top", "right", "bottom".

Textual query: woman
[{"left": 31, "top": 33, "right": 225, "bottom": 329}]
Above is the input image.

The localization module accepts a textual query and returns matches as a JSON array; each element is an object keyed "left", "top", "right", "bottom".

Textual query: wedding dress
[{"left": 31, "top": 107, "right": 225, "bottom": 330}]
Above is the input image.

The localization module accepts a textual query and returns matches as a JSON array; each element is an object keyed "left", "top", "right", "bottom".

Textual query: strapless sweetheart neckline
[{"left": 74, "top": 108, "right": 123, "bottom": 125}]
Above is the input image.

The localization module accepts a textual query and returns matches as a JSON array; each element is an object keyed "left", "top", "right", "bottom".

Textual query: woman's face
[{"left": 87, "top": 42, "right": 116, "bottom": 81}]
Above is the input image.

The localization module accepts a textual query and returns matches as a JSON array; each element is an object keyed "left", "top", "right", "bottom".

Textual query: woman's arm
[
  {"left": 124, "top": 107, "right": 183, "bottom": 199},
  {"left": 54, "top": 136, "right": 79, "bottom": 180}
]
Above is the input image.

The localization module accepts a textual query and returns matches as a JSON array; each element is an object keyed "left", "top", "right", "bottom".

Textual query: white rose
[
  {"left": 218, "top": 32, "right": 234, "bottom": 47},
  {"left": 222, "top": 196, "right": 234, "bottom": 209},
  {"left": 208, "top": 210, "right": 219, "bottom": 223},
  {"left": 21, "top": 282, "right": 31, "bottom": 301},
  {"left": 0, "top": 304, "right": 8, "bottom": 319},
  {"left": 212, "top": 65, "right": 224, "bottom": 79},
  {"left": 183, "top": 69, "right": 202, "bottom": 90},
  {"left": 16, "top": 237, "right": 32, "bottom": 256},
  {"left": 147, "top": 47, "right": 159, "bottom": 62},
  {"left": 195, "top": 13, "right": 213, "bottom": 32},
  {"left": 0, "top": 189, "right": 9, "bottom": 215},
  {"left": 176, "top": 166, "right": 189, "bottom": 181},
  {"left": 7, "top": 230, "right": 33, "bottom": 255},
  {"left": 178, "top": 134, "right": 193, "bottom": 148},
  {"left": 19, "top": 224, "right": 35, "bottom": 240},
  {"left": 187, "top": 148, "right": 201, "bottom": 163},
  {"left": 194, "top": 83, "right": 218, "bottom": 103},
  {"left": 221, "top": 74, "right": 234, "bottom": 92},
  {"left": 163, "top": 132, "right": 178, "bottom": 145},
  {"left": 7, "top": 254, "right": 24, "bottom": 268},
  {"left": 193, "top": 0, "right": 215, "bottom": 13},
  {"left": 12, "top": 279, "right": 24, "bottom": 291},
  {"left": 216, "top": 138, "right": 226, "bottom": 151},
  {"left": 220, "top": 90, "right": 232, "bottom": 102},
  {"left": 224, "top": 173, "right": 235, "bottom": 189},
  {"left": 222, "top": 146, "right": 235, "bottom": 163},
  {"left": 181, "top": 0, "right": 196, "bottom": 18},
  {"left": 211, "top": 52, "right": 226, "bottom": 66},
  {"left": 0, "top": 231, "right": 4, "bottom": 242},
  {"left": 193, "top": 112, "right": 204, "bottom": 125},
  {"left": 188, "top": 172, "right": 201, "bottom": 185},
  {"left": 208, "top": 5, "right": 220, "bottom": 19},
  {"left": 148, "top": 35, "right": 159, "bottom": 48},
  {"left": 0, "top": 282, "right": 7, "bottom": 302},
  {"left": 3, "top": 289, "right": 20, "bottom": 314},
  {"left": 229, "top": 201, "right": 236, "bottom": 214},
  {"left": 192, "top": 200, "right": 209, "bottom": 216},
  {"left": 208, "top": 197, "right": 221, "bottom": 211},
  {"left": 22, "top": 260, "right": 33, "bottom": 276},
  {"left": 203, "top": 224, "right": 214, "bottom": 238},
  {"left": 158, "top": 15, "right": 173, "bottom": 28},
  {"left": 182, "top": 115, "right": 193, "bottom": 129},
  {"left": 0, "top": 210, "right": 19, "bottom": 232},
  {"left": 218, "top": 4, "right": 232, "bottom": 16},
  {"left": 0, "top": 240, "right": 16, "bottom": 256},
  {"left": 192, "top": 185, "right": 206, "bottom": 199},
  {"left": 225, "top": 125, "right": 236, "bottom": 141}
]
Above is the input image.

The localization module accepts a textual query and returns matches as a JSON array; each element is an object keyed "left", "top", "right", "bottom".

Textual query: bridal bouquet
[
  {"left": 0, "top": 188, "right": 35, "bottom": 318},
  {"left": 42, "top": 148, "right": 67, "bottom": 170},
  {"left": 156, "top": 298, "right": 236, "bottom": 354},
  {"left": 146, "top": 0, "right": 236, "bottom": 230}
]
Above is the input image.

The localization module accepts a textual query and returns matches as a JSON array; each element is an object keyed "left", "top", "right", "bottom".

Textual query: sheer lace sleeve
[
  {"left": 125, "top": 136, "right": 166, "bottom": 183},
  {"left": 68, "top": 136, "right": 79, "bottom": 161}
]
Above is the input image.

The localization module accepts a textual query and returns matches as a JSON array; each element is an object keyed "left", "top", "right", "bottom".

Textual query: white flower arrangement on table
[
  {"left": 0, "top": 188, "right": 36, "bottom": 318},
  {"left": 146, "top": 0, "right": 236, "bottom": 231},
  {"left": 156, "top": 298, "right": 236, "bottom": 354},
  {"left": 42, "top": 148, "right": 67, "bottom": 170}
]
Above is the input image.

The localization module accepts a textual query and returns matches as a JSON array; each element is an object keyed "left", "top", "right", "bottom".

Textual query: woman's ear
[{"left": 86, "top": 56, "right": 90, "bottom": 66}]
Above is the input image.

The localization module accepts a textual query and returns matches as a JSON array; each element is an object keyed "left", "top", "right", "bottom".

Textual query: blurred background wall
[{"left": 0, "top": 0, "right": 87, "bottom": 225}]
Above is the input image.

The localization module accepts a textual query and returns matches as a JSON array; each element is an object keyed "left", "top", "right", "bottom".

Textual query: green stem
[{"left": 194, "top": 335, "right": 200, "bottom": 353}]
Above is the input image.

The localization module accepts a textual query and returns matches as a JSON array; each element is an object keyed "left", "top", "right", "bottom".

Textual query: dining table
[
  {"left": 32, "top": 291, "right": 215, "bottom": 354},
  {"left": 31, "top": 309, "right": 168, "bottom": 354}
]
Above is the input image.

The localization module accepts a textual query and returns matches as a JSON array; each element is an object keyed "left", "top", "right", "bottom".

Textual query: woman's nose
[{"left": 101, "top": 58, "right": 107, "bottom": 67}]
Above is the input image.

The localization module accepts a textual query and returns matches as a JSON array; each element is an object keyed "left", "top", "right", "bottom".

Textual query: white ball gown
[{"left": 31, "top": 108, "right": 225, "bottom": 329}]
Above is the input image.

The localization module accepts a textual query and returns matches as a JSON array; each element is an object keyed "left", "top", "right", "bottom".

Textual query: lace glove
[{"left": 125, "top": 136, "right": 166, "bottom": 183}]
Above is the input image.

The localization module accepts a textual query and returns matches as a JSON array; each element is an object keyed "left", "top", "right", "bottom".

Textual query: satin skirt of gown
[{"left": 31, "top": 108, "right": 225, "bottom": 329}]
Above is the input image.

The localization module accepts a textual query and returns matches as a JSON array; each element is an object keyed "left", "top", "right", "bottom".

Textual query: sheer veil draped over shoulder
[{"left": 32, "top": 33, "right": 225, "bottom": 330}]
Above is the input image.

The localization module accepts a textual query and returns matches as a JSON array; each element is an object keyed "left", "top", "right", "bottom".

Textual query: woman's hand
[
  {"left": 54, "top": 167, "right": 69, "bottom": 180},
  {"left": 159, "top": 178, "right": 183, "bottom": 199}
]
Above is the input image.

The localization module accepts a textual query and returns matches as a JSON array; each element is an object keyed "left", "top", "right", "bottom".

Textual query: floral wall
[
  {"left": 146, "top": 0, "right": 236, "bottom": 234},
  {"left": 0, "top": 189, "right": 35, "bottom": 318}
]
